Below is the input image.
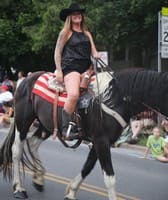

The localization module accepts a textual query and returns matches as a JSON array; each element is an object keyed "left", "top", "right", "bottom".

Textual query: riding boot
[{"left": 62, "top": 109, "right": 81, "bottom": 140}]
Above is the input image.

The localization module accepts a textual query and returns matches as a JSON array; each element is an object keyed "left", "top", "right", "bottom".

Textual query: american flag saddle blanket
[{"left": 32, "top": 72, "right": 112, "bottom": 109}]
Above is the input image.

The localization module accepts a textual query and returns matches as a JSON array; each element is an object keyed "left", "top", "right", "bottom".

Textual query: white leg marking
[
  {"left": 27, "top": 136, "right": 45, "bottom": 185},
  {"left": 12, "top": 128, "right": 25, "bottom": 192},
  {"left": 65, "top": 173, "right": 83, "bottom": 199},
  {"left": 103, "top": 171, "right": 117, "bottom": 200}
]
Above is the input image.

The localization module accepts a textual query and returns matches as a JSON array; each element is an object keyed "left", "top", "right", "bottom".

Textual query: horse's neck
[{"left": 128, "top": 97, "right": 168, "bottom": 120}]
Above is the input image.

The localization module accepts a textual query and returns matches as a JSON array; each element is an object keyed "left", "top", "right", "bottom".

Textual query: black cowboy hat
[{"left": 59, "top": 3, "right": 85, "bottom": 21}]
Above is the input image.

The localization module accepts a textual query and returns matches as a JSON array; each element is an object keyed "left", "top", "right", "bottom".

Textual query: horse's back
[{"left": 15, "top": 71, "right": 45, "bottom": 100}]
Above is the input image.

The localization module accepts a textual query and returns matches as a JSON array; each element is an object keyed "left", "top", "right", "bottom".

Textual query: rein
[
  {"left": 91, "top": 58, "right": 127, "bottom": 129},
  {"left": 95, "top": 58, "right": 114, "bottom": 76},
  {"left": 57, "top": 133, "right": 82, "bottom": 149}
]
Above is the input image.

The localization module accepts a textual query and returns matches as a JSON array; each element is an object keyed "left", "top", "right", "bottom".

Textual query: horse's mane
[{"left": 114, "top": 68, "right": 168, "bottom": 109}]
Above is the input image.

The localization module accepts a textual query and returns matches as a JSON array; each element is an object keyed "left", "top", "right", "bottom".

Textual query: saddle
[
  {"left": 49, "top": 68, "right": 94, "bottom": 140},
  {"left": 32, "top": 69, "right": 95, "bottom": 141},
  {"left": 47, "top": 67, "right": 95, "bottom": 95},
  {"left": 32, "top": 69, "right": 113, "bottom": 143}
]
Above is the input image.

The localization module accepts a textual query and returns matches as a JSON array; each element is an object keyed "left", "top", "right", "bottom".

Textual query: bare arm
[
  {"left": 54, "top": 31, "right": 67, "bottom": 71},
  {"left": 54, "top": 31, "right": 70, "bottom": 82},
  {"left": 142, "top": 147, "right": 150, "bottom": 159},
  {"left": 86, "top": 31, "right": 100, "bottom": 58},
  {"left": 5, "top": 107, "right": 13, "bottom": 118},
  {"left": 164, "top": 144, "right": 168, "bottom": 155}
]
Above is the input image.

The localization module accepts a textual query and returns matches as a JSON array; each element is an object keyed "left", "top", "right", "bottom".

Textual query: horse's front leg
[
  {"left": 95, "top": 136, "right": 117, "bottom": 200},
  {"left": 27, "top": 135, "right": 45, "bottom": 192},
  {"left": 64, "top": 147, "right": 97, "bottom": 200},
  {"left": 12, "top": 128, "right": 27, "bottom": 199}
]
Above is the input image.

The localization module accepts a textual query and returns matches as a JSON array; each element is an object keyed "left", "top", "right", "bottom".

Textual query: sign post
[
  {"left": 161, "top": 9, "right": 168, "bottom": 58},
  {"left": 158, "top": 12, "right": 161, "bottom": 72},
  {"left": 158, "top": 4, "right": 168, "bottom": 125},
  {"left": 158, "top": 6, "right": 168, "bottom": 72}
]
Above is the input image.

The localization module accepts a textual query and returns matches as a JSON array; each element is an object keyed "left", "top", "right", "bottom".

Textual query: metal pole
[
  {"left": 157, "top": 11, "right": 162, "bottom": 125},
  {"left": 158, "top": 11, "right": 162, "bottom": 72}
]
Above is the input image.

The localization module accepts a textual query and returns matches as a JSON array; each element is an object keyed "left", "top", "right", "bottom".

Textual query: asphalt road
[{"left": 0, "top": 127, "right": 168, "bottom": 200}]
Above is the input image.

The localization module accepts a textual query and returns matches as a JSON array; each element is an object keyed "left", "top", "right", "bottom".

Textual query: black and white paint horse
[{"left": 0, "top": 68, "right": 168, "bottom": 200}]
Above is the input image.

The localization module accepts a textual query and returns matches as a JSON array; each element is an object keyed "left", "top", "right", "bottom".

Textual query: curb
[{"left": 119, "top": 143, "right": 146, "bottom": 152}]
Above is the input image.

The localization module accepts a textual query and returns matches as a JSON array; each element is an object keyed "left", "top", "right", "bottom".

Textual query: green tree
[
  {"left": 86, "top": 0, "right": 162, "bottom": 67},
  {"left": 0, "top": 0, "right": 164, "bottom": 72}
]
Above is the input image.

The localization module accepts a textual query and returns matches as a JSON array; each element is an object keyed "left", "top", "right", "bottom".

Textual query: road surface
[{"left": 0, "top": 127, "right": 167, "bottom": 200}]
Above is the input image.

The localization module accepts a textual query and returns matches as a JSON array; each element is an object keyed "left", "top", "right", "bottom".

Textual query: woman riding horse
[{"left": 54, "top": 3, "right": 100, "bottom": 140}]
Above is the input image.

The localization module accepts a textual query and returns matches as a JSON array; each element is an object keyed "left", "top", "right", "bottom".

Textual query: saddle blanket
[
  {"left": 32, "top": 73, "right": 67, "bottom": 107},
  {"left": 32, "top": 71, "right": 113, "bottom": 108}
]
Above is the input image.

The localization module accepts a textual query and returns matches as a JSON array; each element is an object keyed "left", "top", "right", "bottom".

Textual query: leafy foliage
[{"left": 0, "top": 0, "right": 163, "bottom": 71}]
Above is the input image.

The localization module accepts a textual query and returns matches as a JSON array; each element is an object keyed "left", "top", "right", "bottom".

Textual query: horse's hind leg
[
  {"left": 27, "top": 127, "right": 45, "bottom": 192},
  {"left": 64, "top": 147, "right": 97, "bottom": 200},
  {"left": 95, "top": 136, "right": 117, "bottom": 200},
  {"left": 12, "top": 103, "right": 35, "bottom": 198},
  {"left": 12, "top": 128, "right": 28, "bottom": 199}
]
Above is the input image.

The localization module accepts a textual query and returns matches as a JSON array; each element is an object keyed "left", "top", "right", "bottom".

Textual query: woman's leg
[
  {"left": 62, "top": 72, "right": 81, "bottom": 139},
  {"left": 64, "top": 72, "right": 81, "bottom": 114}
]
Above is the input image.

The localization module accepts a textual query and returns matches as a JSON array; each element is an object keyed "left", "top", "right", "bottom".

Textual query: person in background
[
  {"left": 142, "top": 126, "right": 168, "bottom": 162},
  {"left": 0, "top": 85, "right": 13, "bottom": 104},
  {"left": 129, "top": 110, "right": 157, "bottom": 143},
  {"left": 0, "top": 101, "right": 14, "bottom": 126},
  {"left": 16, "top": 71, "right": 26, "bottom": 89},
  {"left": 2, "top": 75, "right": 14, "bottom": 93},
  {"left": 54, "top": 3, "right": 100, "bottom": 140},
  {"left": 161, "top": 117, "right": 168, "bottom": 137}
]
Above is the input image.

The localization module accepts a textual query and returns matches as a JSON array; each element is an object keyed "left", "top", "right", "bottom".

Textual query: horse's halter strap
[{"left": 101, "top": 103, "right": 127, "bottom": 128}]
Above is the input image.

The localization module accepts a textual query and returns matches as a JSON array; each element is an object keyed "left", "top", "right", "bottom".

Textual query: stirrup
[
  {"left": 62, "top": 122, "right": 81, "bottom": 140},
  {"left": 66, "top": 121, "right": 76, "bottom": 138}
]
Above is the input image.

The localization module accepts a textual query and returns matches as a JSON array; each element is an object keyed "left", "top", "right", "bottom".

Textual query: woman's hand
[
  {"left": 93, "top": 51, "right": 101, "bottom": 59},
  {"left": 55, "top": 69, "right": 63, "bottom": 83}
]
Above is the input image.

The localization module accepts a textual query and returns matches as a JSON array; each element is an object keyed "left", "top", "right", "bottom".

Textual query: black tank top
[{"left": 61, "top": 31, "right": 91, "bottom": 75}]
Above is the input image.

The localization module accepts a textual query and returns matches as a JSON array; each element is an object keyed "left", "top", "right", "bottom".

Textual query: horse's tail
[{"left": 0, "top": 122, "right": 15, "bottom": 180}]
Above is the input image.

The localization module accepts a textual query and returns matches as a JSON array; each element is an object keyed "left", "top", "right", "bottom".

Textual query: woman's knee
[{"left": 68, "top": 92, "right": 79, "bottom": 102}]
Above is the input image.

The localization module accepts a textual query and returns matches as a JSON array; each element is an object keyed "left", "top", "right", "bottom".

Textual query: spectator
[
  {"left": 161, "top": 118, "right": 168, "bottom": 136},
  {"left": 129, "top": 110, "right": 157, "bottom": 143},
  {"left": 142, "top": 126, "right": 168, "bottom": 162},
  {"left": 0, "top": 85, "right": 13, "bottom": 104},
  {"left": 2, "top": 75, "right": 14, "bottom": 93},
  {"left": 0, "top": 101, "right": 14, "bottom": 126},
  {"left": 16, "top": 71, "right": 26, "bottom": 89}
]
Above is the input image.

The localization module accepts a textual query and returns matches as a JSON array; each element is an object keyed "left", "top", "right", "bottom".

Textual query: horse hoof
[
  {"left": 13, "top": 191, "right": 28, "bottom": 199},
  {"left": 33, "top": 181, "right": 44, "bottom": 192}
]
